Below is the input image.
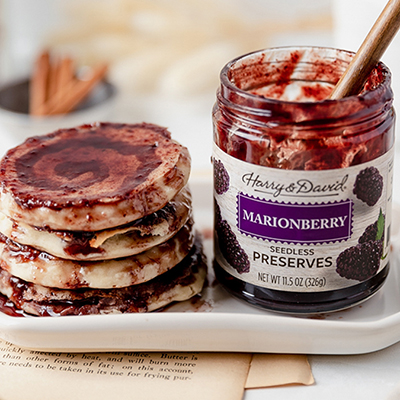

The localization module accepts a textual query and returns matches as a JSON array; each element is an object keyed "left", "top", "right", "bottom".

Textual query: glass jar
[{"left": 212, "top": 46, "right": 395, "bottom": 314}]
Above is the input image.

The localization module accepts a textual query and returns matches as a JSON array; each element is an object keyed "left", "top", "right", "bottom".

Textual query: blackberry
[
  {"left": 359, "top": 222, "right": 378, "bottom": 244},
  {"left": 353, "top": 166, "right": 383, "bottom": 206},
  {"left": 217, "top": 219, "right": 250, "bottom": 274},
  {"left": 359, "top": 210, "right": 385, "bottom": 244},
  {"left": 336, "top": 240, "right": 383, "bottom": 281},
  {"left": 214, "top": 199, "right": 223, "bottom": 229},
  {"left": 214, "top": 159, "right": 230, "bottom": 194}
]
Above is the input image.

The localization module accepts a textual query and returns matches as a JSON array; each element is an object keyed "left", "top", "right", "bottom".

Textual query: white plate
[{"left": 1, "top": 175, "right": 400, "bottom": 355}]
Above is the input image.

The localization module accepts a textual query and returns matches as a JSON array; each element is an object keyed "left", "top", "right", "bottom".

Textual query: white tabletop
[{"left": 245, "top": 341, "right": 400, "bottom": 399}]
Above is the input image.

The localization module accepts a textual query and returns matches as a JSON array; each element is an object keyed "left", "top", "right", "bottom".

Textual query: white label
[{"left": 213, "top": 143, "right": 394, "bottom": 292}]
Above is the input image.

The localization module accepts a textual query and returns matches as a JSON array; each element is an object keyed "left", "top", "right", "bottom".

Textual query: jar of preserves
[{"left": 212, "top": 46, "right": 395, "bottom": 313}]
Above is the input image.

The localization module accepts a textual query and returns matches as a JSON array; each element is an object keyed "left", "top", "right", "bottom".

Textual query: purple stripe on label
[{"left": 237, "top": 193, "right": 353, "bottom": 244}]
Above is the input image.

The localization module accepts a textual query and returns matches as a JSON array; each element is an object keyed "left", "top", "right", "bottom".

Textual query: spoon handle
[{"left": 330, "top": 0, "right": 400, "bottom": 99}]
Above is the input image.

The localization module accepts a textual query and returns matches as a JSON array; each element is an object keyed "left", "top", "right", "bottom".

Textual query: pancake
[
  {"left": 0, "top": 122, "right": 191, "bottom": 231},
  {"left": 0, "top": 236, "right": 207, "bottom": 316},
  {"left": 0, "top": 186, "right": 192, "bottom": 261},
  {"left": 0, "top": 219, "right": 194, "bottom": 289},
  {"left": 0, "top": 121, "right": 207, "bottom": 317}
]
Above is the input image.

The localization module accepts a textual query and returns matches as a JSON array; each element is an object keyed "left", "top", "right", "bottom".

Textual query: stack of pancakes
[{"left": 0, "top": 122, "right": 206, "bottom": 316}]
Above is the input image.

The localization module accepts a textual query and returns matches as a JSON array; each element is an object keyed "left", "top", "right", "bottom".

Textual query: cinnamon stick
[
  {"left": 47, "top": 57, "right": 61, "bottom": 101},
  {"left": 29, "top": 51, "right": 50, "bottom": 116},
  {"left": 29, "top": 51, "right": 108, "bottom": 116},
  {"left": 45, "top": 64, "right": 108, "bottom": 115},
  {"left": 56, "top": 56, "right": 74, "bottom": 98}
]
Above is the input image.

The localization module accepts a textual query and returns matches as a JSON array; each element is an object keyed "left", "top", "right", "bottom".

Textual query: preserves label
[{"left": 213, "top": 143, "right": 394, "bottom": 292}]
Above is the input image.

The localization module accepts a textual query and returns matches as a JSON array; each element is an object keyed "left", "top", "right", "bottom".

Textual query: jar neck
[{"left": 217, "top": 46, "right": 394, "bottom": 136}]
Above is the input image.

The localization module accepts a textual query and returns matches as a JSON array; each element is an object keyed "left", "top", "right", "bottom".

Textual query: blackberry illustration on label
[
  {"left": 212, "top": 46, "right": 395, "bottom": 313},
  {"left": 353, "top": 167, "right": 383, "bottom": 206},
  {"left": 336, "top": 210, "right": 385, "bottom": 281},
  {"left": 215, "top": 199, "right": 250, "bottom": 274},
  {"left": 214, "top": 158, "right": 230, "bottom": 195}
]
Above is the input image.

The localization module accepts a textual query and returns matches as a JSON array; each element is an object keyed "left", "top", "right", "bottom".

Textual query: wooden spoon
[{"left": 329, "top": 0, "right": 400, "bottom": 99}]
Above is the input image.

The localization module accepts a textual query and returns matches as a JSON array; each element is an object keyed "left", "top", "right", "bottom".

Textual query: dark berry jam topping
[{"left": 0, "top": 122, "right": 180, "bottom": 210}]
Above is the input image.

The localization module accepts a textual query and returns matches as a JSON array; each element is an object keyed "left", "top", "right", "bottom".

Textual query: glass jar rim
[{"left": 219, "top": 46, "right": 393, "bottom": 123}]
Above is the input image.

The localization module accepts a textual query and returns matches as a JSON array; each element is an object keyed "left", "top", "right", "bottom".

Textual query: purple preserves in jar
[{"left": 212, "top": 46, "right": 395, "bottom": 313}]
